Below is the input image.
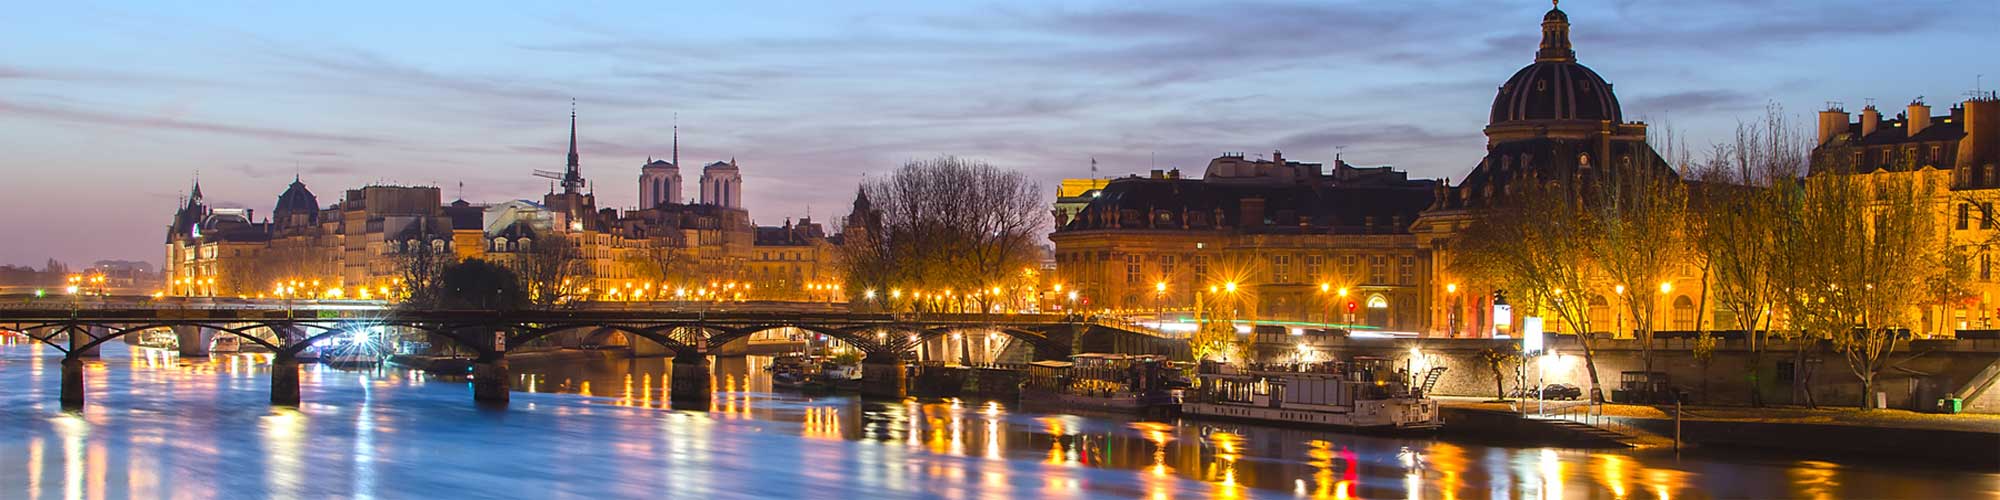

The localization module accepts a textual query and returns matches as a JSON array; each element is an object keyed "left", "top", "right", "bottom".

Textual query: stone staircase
[{"left": 1535, "top": 417, "right": 1640, "bottom": 447}]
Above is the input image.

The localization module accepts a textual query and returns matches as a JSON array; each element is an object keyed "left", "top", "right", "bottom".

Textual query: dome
[
  {"left": 275, "top": 178, "right": 318, "bottom": 215},
  {"left": 1487, "top": 4, "right": 1622, "bottom": 126},
  {"left": 1489, "top": 61, "right": 1621, "bottom": 125},
  {"left": 274, "top": 177, "right": 320, "bottom": 225}
]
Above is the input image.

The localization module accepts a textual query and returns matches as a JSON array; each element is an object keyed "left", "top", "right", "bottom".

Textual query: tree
[
  {"left": 1453, "top": 176, "right": 1607, "bottom": 402},
  {"left": 1476, "top": 344, "right": 1523, "bottom": 402},
  {"left": 1688, "top": 105, "right": 1807, "bottom": 407},
  {"left": 839, "top": 156, "right": 1045, "bottom": 313},
  {"left": 437, "top": 259, "right": 528, "bottom": 311},
  {"left": 516, "top": 232, "right": 586, "bottom": 309},
  {"left": 1586, "top": 130, "right": 1689, "bottom": 377},
  {"left": 395, "top": 237, "right": 454, "bottom": 309}
]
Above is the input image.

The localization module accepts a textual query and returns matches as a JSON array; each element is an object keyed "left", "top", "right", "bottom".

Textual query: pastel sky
[{"left": 2, "top": 0, "right": 1993, "bottom": 267}]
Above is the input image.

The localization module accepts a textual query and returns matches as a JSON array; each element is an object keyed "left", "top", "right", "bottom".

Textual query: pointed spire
[
  {"left": 672, "top": 113, "right": 680, "bottom": 168},
  {"left": 1537, "top": 0, "right": 1575, "bottom": 62},
  {"left": 566, "top": 100, "right": 580, "bottom": 170}
]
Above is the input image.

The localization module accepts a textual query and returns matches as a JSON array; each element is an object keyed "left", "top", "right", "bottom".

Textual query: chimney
[
  {"left": 1962, "top": 97, "right": 2000, "bottom": 169},
  {"left": 1167, "top": 168, "right": 1181, "bottom": 179},
  {"left": 1150, "top": 169, "right": 1165, "bottom": 179},
  {"left": 1908, "top": 99, "right": 1933, "bottom": 137},
  {"left": 1271, "top": 150, "right": 1285, "bottom": 165},
  {"left": 1861, "top": 105, "right": 1881, "bottom": 137},
  {"left": 1239, "top": 197, "right": 1266, "bottom": 229},
  {"left": 1817, "top": 106, "right": 1850, "bottom": 146}
]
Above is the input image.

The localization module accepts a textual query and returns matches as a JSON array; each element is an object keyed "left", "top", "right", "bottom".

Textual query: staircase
[
  {"left": 1419, "top": 367, "right": 1447, "bottom": 395},
  {"left": 1537, "top": 418, "right": 1638, "bottom": 447}
]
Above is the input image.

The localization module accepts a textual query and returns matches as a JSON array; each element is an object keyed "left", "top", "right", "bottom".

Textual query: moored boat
[
  {"left": 1183, "top": 358, "right": 1442, "bottom": 430},
  {"left": 1020, "top": 353, "right": 1185, "bottom": 418}
]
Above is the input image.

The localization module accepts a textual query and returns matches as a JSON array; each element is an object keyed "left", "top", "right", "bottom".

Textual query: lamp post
[
  {"left": 1154, "top": 281, "right": 1168, "bottom": 318},
  {"left": 1614, "top": 284, "right": 1626, "bottom": 339}
]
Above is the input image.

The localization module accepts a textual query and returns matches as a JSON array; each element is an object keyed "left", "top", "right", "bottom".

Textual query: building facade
[
  {"left": 165, "top": 112, "right": 839, "bottom": 303},
  {"left": 1050, "top": 155, "right": 1437, "bottom": 331}
]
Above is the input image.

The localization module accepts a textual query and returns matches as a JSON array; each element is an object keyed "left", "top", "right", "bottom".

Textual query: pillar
[
  {"left": 860, "top": 352, "right": 908, "bottom": 399},
  {"left": 60, "top": 356, "right": 84, "bottom": 411},
  {"left": 271, "top": 354, "right": 301, "bottom": 406},
  {"left": 670, "top": 350, "right": 712, "bottom": 402},
  {"left": 472, "top": 355, "right": 510, "bottom": 404},
  {"left": 175, "top": 325, "right": 213, "bottom": 358}
]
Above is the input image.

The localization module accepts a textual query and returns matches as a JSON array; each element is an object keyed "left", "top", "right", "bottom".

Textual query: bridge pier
[
  {"left": 271, "top": 353, "right": 301, "bottom": 406},
  {"left": 174, "top": 325, "right": 212, "bottom": 357},
  {"left": 860, "top": 353, "right": 908, "bottom": 399},
  {"left": 60, "top": 355, "right": 84, "bottom": 411},
  {"left": 670, "top": 351, "right": 711, "bottom": 402},
  {"left": 473, "top": 355, "right": 510, "bottom": 404}
]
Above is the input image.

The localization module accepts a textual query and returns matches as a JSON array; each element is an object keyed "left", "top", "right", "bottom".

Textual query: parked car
[{"left": 1541, "top": 383, "right": 1583, "bottom": 401}]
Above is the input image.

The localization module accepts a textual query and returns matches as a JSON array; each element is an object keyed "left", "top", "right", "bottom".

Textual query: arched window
[
  {"left": 519, "top": 238, "right": 532, "bottom": 252},
  {"left": 1672, "top": 296, "right": 1697, "bottom": 331},
  {"left": 493, "top": 238, "right": 506, "bottom": 252},
  {"left": 1588, "top": 296, "right": 1612, "bottom": 336},
  {"left": 431, "top": 239, "right": 445, "bottom": 253},
  {"left": 1366, "top": 294, "right": 1389, "bottom": 309}
]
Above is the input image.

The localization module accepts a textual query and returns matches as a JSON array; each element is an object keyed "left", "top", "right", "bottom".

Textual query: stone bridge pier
[
  {"left": 174, "top": 325, "right": 214, "bottom": 357},
  {"left": 860, "top": 351, "right": 908, "bottom": 398},
  {"left": 670, "top": 349, "right": 712, "bottom": 402},
  {"left": 269, "top": 325, "right": 306, "bottom": 407}
]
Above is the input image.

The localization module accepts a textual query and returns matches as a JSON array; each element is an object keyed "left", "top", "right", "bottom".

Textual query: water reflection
[{"left": 0, "top": 343, "right": 1996, "bottom": 499}]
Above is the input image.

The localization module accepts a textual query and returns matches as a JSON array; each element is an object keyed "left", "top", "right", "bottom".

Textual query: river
[{"left": 1, "top": 341, "right": 1995, "bottom": 499}]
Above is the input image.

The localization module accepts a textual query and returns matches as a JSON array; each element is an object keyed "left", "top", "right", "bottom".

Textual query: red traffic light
[{"left": 1346, "top": 301, "right": 1357, "bottom": 312}]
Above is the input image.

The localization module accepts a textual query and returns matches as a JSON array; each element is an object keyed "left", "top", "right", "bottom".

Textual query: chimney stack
[
  {"left": 1861, "top": 105, "right": 1881, "bottom": 137},
  {"left": 1817, "top": 105, "right": 1850, "bottom": 146},
  {"left": 1908, "top": 99, "right": 1933, "bottom": 137}
]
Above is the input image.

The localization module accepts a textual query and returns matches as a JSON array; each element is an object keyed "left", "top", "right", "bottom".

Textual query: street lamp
[{"left": 1446, "top": 283, "right": 1460, "bottom": 337}]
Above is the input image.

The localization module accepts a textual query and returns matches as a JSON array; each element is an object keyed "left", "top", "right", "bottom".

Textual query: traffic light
[{"left": 1346, "top": 301, "right": 1357, "bottom": 313}]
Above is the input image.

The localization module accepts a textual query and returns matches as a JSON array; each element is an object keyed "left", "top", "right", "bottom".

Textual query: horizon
[{"left": 3, "top": 0, "right": 1994, "bottom": 267}]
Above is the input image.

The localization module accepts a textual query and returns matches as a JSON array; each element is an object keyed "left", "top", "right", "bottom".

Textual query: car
[{"left": 1541, "top": 383, "right": 1583, "bottom": 401}]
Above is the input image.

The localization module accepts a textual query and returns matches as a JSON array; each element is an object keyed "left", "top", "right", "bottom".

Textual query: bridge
[{"left": 0, "top": 305, "right": 1187, "bottom": 410}]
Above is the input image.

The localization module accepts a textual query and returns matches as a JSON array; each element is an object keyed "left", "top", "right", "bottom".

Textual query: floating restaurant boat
[
  {"left": 1183, "top": 358, "right": 1443, "bottom": 430},
  {"left": 1020, "top": 353, "right": 1186, "bottom": 418}
]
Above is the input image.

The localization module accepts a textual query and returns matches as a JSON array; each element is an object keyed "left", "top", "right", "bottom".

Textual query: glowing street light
[{"left": 1659, "top": 282, "right": 1673, "bottom": 294}]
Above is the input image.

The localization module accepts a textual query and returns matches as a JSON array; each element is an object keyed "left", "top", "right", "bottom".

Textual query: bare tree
[
  {"left": 396, "top": 238, "right": 453, "bottom": 309},
  {"left": 1688, "top": 104, "right": 1808, "bottom": 407},
  {"left": 840, "top": 156, "right": 1045, "bottom": 313},
  {"left": 1453, "top": 177, "right": 1607, "bottom": 402},
  {"left": 516, "top": 232, "right": 586, "bottom": 309},
  {"left": 1586, "top": 130, "right": 1689, "bottom": 378}
]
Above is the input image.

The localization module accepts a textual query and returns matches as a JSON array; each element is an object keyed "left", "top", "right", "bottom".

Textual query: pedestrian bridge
[{"left": 0, "top": 306, "right": 1187, "bottom": 410}]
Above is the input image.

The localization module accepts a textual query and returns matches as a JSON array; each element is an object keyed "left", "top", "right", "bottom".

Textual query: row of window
[{"left": 1106, "top": 252, "right": 1420, "bottom": 286}]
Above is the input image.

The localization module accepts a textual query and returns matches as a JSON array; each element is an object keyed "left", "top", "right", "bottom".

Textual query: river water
[{"left": 1, "top": 341, "right": 1995, "bottom": 499}]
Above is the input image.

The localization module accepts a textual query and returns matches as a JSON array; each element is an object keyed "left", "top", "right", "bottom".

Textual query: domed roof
[
  {"left": 1489, "top": 61, "right": 1621, "bottom": 124},
  {"left": 274, "top": 176, "right": 319, "bottom": 218},
  {"left": 1488, "top": 4, "right": 1622, "bottom": 126}
]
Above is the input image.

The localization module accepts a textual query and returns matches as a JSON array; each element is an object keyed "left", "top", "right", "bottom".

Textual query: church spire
[
  {"left": 1536, "top": 0, "right": 1575, "bottom": 63},
  {"left": 672, "top": 113, "right": 680, "bottom": 168},
  {"left": 566, "top": 101, "right": 580, "bottom": 170},
  {"left": 560, "top": 100, "right": 585, "bottom": 194}
]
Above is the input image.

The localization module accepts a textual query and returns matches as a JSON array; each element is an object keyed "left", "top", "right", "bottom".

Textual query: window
[
  {"left": 493, "top": 238, "right": 506, "bottom": 252},
  {"left": 1984, "top": 203, "right": 1994, "bottom": 230},
  {"left": 1192, "top": 255, "right": 1209, "bottom": 282},
  {"left": 1983, "top": 252, "right": 1992, "bottom": 282},
  {"left": 1368, "top": 256, "right": 1385, "bottom": 284},
  {"left": 1126, "top": 254, "right": 1143, "bottom": 285},
  {"left": 1271, "top": 255, "right": 1291, "bottom": 283},
  {"left": 1398, "top": 256, "right": 1416, "bottom": 285},
  {"left": 1672, "top": 296, "right": 1697, "bottom": 330},
  {"left": 1961, "top": 203, "right": 1971, "bottom": 230},
  {"left": 1304, "top": 255, "right": 1325, "bottom": 281},
  {"left": 1158, "top": 254, "right": 1176, "bottom": 278},
  {"left": 1342, "top": 255, "right": 1358, "bottom": 279}
]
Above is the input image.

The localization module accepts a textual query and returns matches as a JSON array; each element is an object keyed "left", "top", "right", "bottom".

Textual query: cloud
[
  {"left": 0, "top": 98, "right": 389, "bottom": 145},
  {"left": 1625, "top": 89, "right": 1758, "bottom": 115}
]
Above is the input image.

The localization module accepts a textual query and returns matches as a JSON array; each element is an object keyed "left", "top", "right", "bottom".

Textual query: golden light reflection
[
  {"left": 1790, "top": 460, "right": 1842, "bottom": 500},
  {"left": 1597, "top": 454, "right": 1629, "bottom": 498},
  {"left": 262, "top": 408, "right": 306, "bottom": 498},
  {"left": 1539, "top": 448, "right": 1564, "bottom": 500},
  {"left": 1424, "top": 442, "right": 1467, "bottom": 500}
]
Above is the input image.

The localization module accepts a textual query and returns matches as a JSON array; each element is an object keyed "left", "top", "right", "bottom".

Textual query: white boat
[{"left": 1183, "top": 358, "right": 1442, "bottom": 430}]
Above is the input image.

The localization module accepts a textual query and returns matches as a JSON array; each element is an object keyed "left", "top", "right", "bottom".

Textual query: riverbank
[{"left": 1437, "top": 396, "right": 2000, "bottom": 465}]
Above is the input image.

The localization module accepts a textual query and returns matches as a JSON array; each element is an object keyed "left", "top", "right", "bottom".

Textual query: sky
[{"left": 1, "top": 0, "right": 1994, "bottom": 268}]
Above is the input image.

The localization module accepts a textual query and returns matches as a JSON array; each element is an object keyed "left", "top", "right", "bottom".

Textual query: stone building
[
  {"left": 164, "top": 111, "right": 837, "bottom": 302},
  {"left": 1050, "top": 155, "right": 1437, "bottom": 331},
  {"left": 1411, "top": 1, "right": 1681, "bottom": 338},
  {"left": 1813, "top": 94, "right": 2000, "bottom": 333}
]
